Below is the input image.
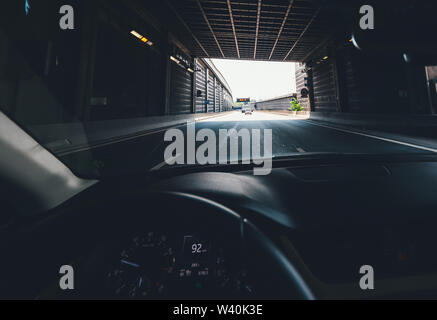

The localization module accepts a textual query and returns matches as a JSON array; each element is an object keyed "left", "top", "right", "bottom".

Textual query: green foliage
[{"left": 290, "top": 98, "right": 303, "bottom": 112}]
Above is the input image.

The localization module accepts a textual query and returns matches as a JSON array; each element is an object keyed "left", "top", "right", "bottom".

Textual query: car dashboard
[{"left": 3, "top": 157, "right": 437, "bottom": 299}]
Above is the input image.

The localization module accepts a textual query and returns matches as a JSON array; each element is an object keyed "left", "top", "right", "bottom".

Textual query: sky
[{"left": 210, "top": 59, "right": 296, "bottom": 102}]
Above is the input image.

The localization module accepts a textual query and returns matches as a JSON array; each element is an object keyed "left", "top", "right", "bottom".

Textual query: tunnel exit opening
[{"left": 199, "top": 58, "right": 308, "bottom": 122}]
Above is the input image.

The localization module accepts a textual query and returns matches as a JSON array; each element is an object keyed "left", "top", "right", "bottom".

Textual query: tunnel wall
[
  {"left": 169, "top": 56, "right": 193, "bottom": 114},
  {"left": 0, "top": 0, "right": 232, "bottom": 128},
  {"left": 195, "top": 58, "right": 232, "bottom": 114},
  {"left": 195, "top": 60, "right": 207, "bottom": 113},
  {"left": 302, "top": 40, "right": 432, "bottom": 118},
  {"left": 311, "top": 59, "right": 338, "bottom": 113}
]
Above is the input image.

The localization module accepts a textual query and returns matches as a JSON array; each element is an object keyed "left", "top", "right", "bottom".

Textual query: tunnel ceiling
[{"left": 164, "top": 0, "right": 347, "bottom": 62}]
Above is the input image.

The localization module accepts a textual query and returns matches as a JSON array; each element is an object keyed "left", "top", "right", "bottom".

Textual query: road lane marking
[{"left": 305, "top": 120, "right": 437, "bottom": 153}]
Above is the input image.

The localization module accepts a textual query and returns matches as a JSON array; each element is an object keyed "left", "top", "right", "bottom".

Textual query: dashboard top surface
[{"left": 152, "top": 161, "right": 437, "bottom": 230}]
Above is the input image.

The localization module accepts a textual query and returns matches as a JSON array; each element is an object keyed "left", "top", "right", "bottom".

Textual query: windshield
[{"left": 1, "top": 1, "right": 437, "bottom": 178}]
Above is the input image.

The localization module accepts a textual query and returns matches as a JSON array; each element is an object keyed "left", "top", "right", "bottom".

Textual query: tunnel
[
  {"left": 1, "top": 1, "right": 436, "bottom": 126},
  {"left": 0, "top": 0, "right": 437, "bottom": 164}
]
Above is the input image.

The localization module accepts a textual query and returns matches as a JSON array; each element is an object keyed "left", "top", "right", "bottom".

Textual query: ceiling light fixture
[
  {"left": 130, "top": 30, "right": 142, "bottom": 39},
  {"left": 130, "top": 30, "right": 152, "bottom": 46},
  {"left": 170, "top": 56, "right": 180, "bottom": 64}
]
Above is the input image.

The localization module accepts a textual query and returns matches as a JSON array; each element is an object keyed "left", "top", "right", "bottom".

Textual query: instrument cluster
[{"left": 106, "top": 231, "right": 253, "bottom": 298}]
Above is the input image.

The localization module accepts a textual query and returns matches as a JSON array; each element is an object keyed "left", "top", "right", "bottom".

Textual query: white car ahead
[{"left": 244, "top": 108, "right": 252, "bottom": 115}]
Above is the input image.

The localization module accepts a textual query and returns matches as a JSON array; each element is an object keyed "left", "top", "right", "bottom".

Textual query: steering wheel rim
[{"left": 158, "top": 191, "right": 315, "bottom": 300}]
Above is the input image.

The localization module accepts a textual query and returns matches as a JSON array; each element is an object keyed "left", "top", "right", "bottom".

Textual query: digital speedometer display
[
  {"left": 183, "top": 235, "right": 209, "bottom": 261},
  {"left": 106, "top": 232, "right": 253, "bottom": 299},
  {"left": 180, "top": 236, "right": 210, "bottom": 278}
]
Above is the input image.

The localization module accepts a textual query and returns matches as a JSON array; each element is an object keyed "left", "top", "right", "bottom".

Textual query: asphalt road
[{"left": 60, "top": 111, "right": 437, "bottom": 177}]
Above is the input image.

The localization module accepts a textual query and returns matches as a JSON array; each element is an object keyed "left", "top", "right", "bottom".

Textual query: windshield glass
[{"left": 1, "top": 1, "right": 437, "bottom": 178}]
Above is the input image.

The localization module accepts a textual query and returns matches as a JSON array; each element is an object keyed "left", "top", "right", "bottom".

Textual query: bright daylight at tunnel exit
[{"left": 1, "top": 0, "right": 437, "bottom": 307}]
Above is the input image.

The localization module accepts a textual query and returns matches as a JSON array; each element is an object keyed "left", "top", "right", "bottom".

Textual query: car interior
[
  {"left": 3, "top": 110, "right": 437, "bottom": 300},
  {"left": 1, "top": 0, "right": 437, "bottom": 301}
]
